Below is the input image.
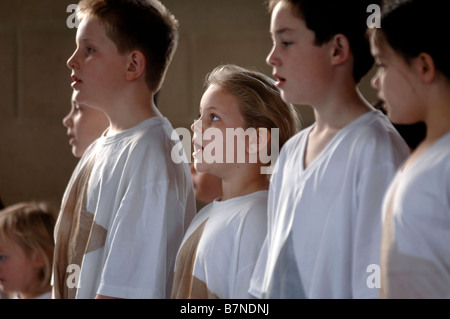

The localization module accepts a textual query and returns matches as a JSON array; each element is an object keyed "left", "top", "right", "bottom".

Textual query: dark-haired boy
[{"left": 250, "top": 0, "right": 409, "bottom": 299}]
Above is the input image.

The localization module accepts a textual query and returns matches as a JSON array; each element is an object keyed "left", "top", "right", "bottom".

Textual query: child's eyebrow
[
  {"left": 78, "top": 37, "right": 93, "bottom": 44},
  {"left": 198, "top": 105, "right": 220, "bottom": 115},
  {"left": 272, "top": 27, "right": 296, "bottom": 37}
]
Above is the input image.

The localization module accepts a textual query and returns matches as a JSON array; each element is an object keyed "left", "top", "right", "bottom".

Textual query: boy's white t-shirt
[
  {"left": 380, "top": 133, "right": 450, "bottom": 298},
  {"left": 55, "top": 116, "right": 196, "bottom": 299},
  {"left": 172, "top": 191, "right": 268, "bottom": 299},
  {"left": 250, "top": 110, "right": 409, "bottom": 299}
]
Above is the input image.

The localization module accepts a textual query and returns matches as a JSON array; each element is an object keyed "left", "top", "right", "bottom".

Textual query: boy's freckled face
[
  {"left": 67, "top": 16, "right": 129, "bottom": 111},
  {"left": 266, "top": 1, "right": 331, "bottom": 106}
]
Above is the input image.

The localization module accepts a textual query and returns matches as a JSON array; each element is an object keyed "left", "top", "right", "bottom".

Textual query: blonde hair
[
  {"left": 205, "top": 64, "right": 301, "bottom": 151},
  {"left": 0, "top": 201, "right": 57, "bottom": 292}
]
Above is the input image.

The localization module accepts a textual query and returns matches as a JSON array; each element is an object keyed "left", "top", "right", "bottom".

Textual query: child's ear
[
  {"left": 248, "top": 127, "right": 271, "bottom": 155},
  {"left": 125, "top": 51, "right": 146, "bottom": 81},
  {"left": 330, "top": 34, "right": 351, "bottom": 65},
  {"left": 416, "top": 53, "right": 436, "bottom": 83}
]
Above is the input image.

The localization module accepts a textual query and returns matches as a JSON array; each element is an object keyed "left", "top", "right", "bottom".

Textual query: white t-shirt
[
  {"left": 54, "top": 116, "right": 196, "bottom": 299},
  {"left": 250, "top": 110, "right": 409, "bottom": 299},
  {"left": 380, "top": 133, "right": 450, "bottom": 298},
  {"left": 11, "top": 291, "right": 52, "bottom": 299},
  {"left": 172, "top": 191, "right": 268, "bottom": 299},
  {"left": 34, "top": 291, "right": 52, "bottom": 299}
]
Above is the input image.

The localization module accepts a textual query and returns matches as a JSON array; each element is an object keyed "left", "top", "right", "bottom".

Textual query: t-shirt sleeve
[
  {"left": 97, "top": 179, "right": 177, "bottom": 298},
  {"left": 231, "top": 203, "right": 268, "bottom": 299},
  {"left": 352, "top": 153, "right": 402, "bottom": 298}
]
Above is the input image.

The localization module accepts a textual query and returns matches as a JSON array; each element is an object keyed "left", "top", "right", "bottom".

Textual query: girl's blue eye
[{"left": 211, "top": 114, "right": 220, "bottom": 121}]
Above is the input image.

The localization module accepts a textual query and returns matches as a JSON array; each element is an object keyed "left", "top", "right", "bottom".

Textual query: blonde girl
[
  {"left": 171, "top": 64, "right": 299, "bottom": 299},
  {"left": 0, "top": 201, "right": 57, "bottom": 299}
]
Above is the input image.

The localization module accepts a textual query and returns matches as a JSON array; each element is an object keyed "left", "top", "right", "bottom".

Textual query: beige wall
[{"left": 0, "top": 0, "right": 377, "bottom": 208}]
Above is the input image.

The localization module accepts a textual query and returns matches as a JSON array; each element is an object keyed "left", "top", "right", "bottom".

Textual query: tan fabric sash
[
  {"left": 171, "top": 218, "right": 218, "bottom": 299},
  {"left": 52, "top": 158, "right": 95, "bottom": 299}
]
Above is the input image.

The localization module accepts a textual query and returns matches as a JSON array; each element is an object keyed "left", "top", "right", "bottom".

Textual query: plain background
[{"left": 0, "top": 0, "right": 377, "bottom": 208}]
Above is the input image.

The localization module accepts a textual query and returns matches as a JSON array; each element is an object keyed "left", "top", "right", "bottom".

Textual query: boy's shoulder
[
  {"left": 354, "top": 110, "right": 405, "bottom": 143},
  {"left": 93, "top": 116, "right": 177, "bottom": 160},
  {"left": 281, "top": 125, "right": 312, "bottom": 153},
  {"left": 418, "top": 133, "right": 450, "bottom": 169},
  {"left": 121, "top": 116, "right": 173, "bottom": 142},
  {"left": 280, "top": 111, "right": 408, "bottom": 161}
]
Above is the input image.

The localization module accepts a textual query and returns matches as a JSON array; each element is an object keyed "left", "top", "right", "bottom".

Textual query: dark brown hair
[{"left": 78, "top": 0, "right": 179, "bottom": 92}]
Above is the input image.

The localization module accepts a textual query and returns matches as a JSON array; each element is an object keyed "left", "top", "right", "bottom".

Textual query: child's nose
[
  {"left": 371, "top": 73, "right": 380, "bottom": 91},
  {"left": 191, "top": 118, "right": 202, "bottom": 133},
  {"left": 62, "top": 113, "right": 73, "bottom": 128},
  {"left": 67, "top": 50, "right": 79, "bottom": 70},
  {"left": 266, "top": 46, "right": 279, "bottom": 67}
]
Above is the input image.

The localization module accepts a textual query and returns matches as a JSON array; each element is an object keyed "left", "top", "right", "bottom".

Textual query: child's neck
[
  {"left": 220, "top": 165, "right": 269, "bottom": 201},
  {"left": 304, "top": 88, "right": 372, "bottom": 169},
  {"left": 423, "top": 91, "right": 450, "bottom": 143},
  {"left": 312, "top": 87, "right": 372, "bottom": 132},
  {"left": 401, "top": 85, "right": 450, "bottom": 172},
  {"left": 106, "top": 93, "right": 160, "bottom": 136}
]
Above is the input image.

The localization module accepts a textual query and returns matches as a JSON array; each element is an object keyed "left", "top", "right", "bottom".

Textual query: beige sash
[
  {"left": 52, "top": 158, "right": 95, "bottom": 299},
  {"left": 171, "top": 218, "right": 218, "bottom": 299}
]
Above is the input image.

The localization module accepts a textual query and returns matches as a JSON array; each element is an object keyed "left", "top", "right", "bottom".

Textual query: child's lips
[
  {"left": 273, "top": 73, "right": 286, "bottom": 87},
  {"left": 192, "top": 140, "right": 203, "bottom": 158},
  {"left": 68, "top": 134, "right": 76, "bottom": 145},
  {"left": 71, "top": 75, "right": 82, "bottom": 88}
]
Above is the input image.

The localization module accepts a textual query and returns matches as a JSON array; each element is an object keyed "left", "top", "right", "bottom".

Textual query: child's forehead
[
  {"left": 270, "top": 1, "right": 303, "bottom": 34},
  {"left": 202, "top": 85, "right": 236, "bottom": 103},
  {"left": 0, "top": 237, "right": 18, "bottom": 252},
  {"left": 76, "top": 15, "right": 109, "bottom": 43},
  {"left": 200, "top": 85, "right": 242, "bottom": 113},
  {"left": 370, "top": 32, "right": 392, "bottom": 58}
]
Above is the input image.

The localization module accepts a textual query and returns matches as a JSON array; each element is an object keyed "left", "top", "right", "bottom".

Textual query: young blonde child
[
  {"left": 249, "top": 0, "right": 410, "bottom": 299},
  {"left": 0, "top": 201, "right": 57, "bottom": 299},
  {"left": 53, "top": 0, "right": 195, "bottom": 299},
  {"left": 171, "top": 64, "right": 299, "bottom": 299},
  {"left": 63, "top": 91, "right": 110, "bottom": 158},
  {"left": 370, "top": 0, "right": 450, "bottom": 298}
]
